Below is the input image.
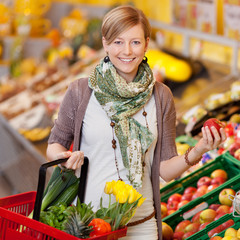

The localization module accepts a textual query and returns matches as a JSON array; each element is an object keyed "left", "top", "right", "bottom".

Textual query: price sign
[
  {"left": 224, "top": 0, "right": 240, "bottom": 40},
  {"left": 197, "top": 0, "right": 216, "bottom": 33}
]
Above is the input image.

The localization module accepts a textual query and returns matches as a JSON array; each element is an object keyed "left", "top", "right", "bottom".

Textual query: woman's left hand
[{"left": 195, "top": 126, "right": 227, "bottom": 155}]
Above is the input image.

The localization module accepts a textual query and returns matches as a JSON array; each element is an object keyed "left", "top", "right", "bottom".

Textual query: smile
[{"left": 119, "top": 58, "right": 135, "bottom": 62}]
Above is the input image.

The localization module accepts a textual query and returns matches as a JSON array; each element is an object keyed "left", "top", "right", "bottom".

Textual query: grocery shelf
[
  {"left": 150, "top": 19, "right": 240, "bottom": 77},
  {"left": 0, "top": 114, "right": 51, "bottom": 197}
]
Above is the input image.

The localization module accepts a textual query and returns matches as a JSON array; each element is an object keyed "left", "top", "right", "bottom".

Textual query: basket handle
[{"left": 32, "top": 157, "right": 89, "bottom": 221}]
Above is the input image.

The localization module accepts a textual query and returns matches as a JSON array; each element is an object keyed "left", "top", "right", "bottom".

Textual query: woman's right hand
[{"left": 56, "top": 150, "right": 84, "bottom": 170}]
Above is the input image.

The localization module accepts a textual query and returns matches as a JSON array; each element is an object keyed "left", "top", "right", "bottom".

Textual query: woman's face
[{"left": 102, "top": 24, "right": 149, "bottom": 83}]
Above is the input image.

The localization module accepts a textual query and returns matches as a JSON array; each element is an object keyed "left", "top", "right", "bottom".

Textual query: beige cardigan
[{"left": 48, "top": 78, "right": 178, "bottom": 239}]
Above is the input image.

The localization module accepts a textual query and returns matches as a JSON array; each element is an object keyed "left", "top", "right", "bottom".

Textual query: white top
[{"left": 77, "top": 92, "right": 158, "bottom": 239}]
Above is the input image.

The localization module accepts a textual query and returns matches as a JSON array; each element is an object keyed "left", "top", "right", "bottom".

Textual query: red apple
[
  {"left": 214, "top": 212, "right": 225, "bottom": 221},
  {"left": 167, "top": 209, "right": 176, "bottom": 216},
  {"left": 162, "top": 222, "right": 174, "bottom": 240},
  {"left": 200, "top": 209, "right": 217, "bottom": 223},
  {"left": 196, "top": 185, "right": 208, "bottom": 193},
  {"left": 191, "top": 211, "right": 203, "bottom": 224},
  {"left": 208, "top": 225, "right": 223, "bottom": 238},
  {"left": 216, "top": 205, "right": 230, "bottom": 215},
  {"left": 203, "top": 118, "right": 224, "bottom": 138},
  {"left": 161, "top": 202, "right": 167, "bottom": 207},
  {"left": 221, "top": 219, "right": 234, "bottom": 230},
  {"left": 211, "top": 176, "right": 226, "bottom": 185},
  {"left": 234, "top": 148, "right": 240, "bottom": 160},
  {"left": 197, "top": 176, "right": 212, "bottom": 188},
  {"left": 206, "top": 184, "right": 219, "bottom": 193},
  {"left": 177, "top": 200, "right": 189, "bottom": 209},
  {"left": 182, "top": 231, "right": 195, "bottom": 240},
  {"left": 181, "top": 193, "right": 193, "bottom": 201},
  {"left": 198, "top": 222, "right": 210, "bottom": 231},
  {"left": 183, "top": 186, "right": 197, "bottom": 195},
  {"left": 192, "top": 185, "right": 208, "bottom": 200},
  {"left": 209, "top": 204, "right": 221, "bottom": 211},
  {"left": 229, "top": 142, "right": 240, "bottom": 156},
  {"left": 174, "top": 220, "right": 191, "bottom": 233},
  {"left": 219, "top": 188, "right": 236, "bottom": 206},
  {"left": 184, "top": 222, "right": 200, "bottom": 233},
  {"left": 210, "top": 236, "right": 222, "bottom": 240},
  {"left": 161, "top": 204, "right": 168, "bottom": 218},
  {"left": 173, "top": 231, "right": 184, "bottom": 240},
  {"left": 168, "top": 193, "right": 182, "bottom": 204},
  {"left": 210, "top": 169, "right": 228, "bottom": 180},
  {"left": 167, "top": 200, "right": 179, "bottom": 210}
]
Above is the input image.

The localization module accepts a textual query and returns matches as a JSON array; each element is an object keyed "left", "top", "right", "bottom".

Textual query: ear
[
  {"left": 144, "top": 37, "right": 150, "bottom": 52},
  {"left": 102, "top": 37, "right": 108, "bottom": 52}
]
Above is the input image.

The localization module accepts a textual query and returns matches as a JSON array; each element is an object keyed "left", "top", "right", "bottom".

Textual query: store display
[
  {"left": 162, "top": 166, "right": 240, "bottom": 239},
  {"left": 1, "top": 1, "right": 240, "bottom": 239},
  {"left": 161, "top": 153, "right": 240, "bottom": 220}
]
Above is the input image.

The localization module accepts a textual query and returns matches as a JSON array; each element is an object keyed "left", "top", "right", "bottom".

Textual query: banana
[{"left": 19, "top": 126, "right": 51, "bottom": 142}]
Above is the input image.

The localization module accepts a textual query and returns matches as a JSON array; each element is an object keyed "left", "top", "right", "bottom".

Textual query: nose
[{"left": 123, "top": 43, "right": 132, "bottom": 55}]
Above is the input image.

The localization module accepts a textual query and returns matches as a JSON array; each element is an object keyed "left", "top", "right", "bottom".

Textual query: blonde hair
[{"left": 102, "top": 5, "right": 151, "bottom": 44}]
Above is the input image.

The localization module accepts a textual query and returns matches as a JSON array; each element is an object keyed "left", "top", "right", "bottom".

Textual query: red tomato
[
  {"left": 203, "top": 118, "right": 224, "bottom": 138},
  {"left": 89, "top": 218, "right": 111, "bottom": 237}
]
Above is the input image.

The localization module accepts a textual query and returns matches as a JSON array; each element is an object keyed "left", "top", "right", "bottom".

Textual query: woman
[{"left": 47, "top": 5, "right": 226, "bottom": 240}]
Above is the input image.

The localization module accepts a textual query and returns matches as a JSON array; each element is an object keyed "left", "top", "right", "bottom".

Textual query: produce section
[{"left": 1, "top": 1, "right": 240, "bottom": 240}]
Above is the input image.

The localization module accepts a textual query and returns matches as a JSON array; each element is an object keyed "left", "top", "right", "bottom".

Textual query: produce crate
[
  {"left": 0, "top": 191, "right": 127, "bottom": 240},
  {"left": 187, "top": 213, "right": 240, "bottom": 240},
  {"left": 162, "top": 173, "right": 240, "bottom": 235},
  {"left": 161, "top": 152, "right": 240, "bottom": 203},
  {"left": 224, "top": 150, "right": 240, "bottom": 166}
]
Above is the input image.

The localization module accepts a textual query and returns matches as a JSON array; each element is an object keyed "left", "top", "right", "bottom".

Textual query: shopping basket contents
[{"left": 0, "top": 157, "right": 128, "bottom": 240}]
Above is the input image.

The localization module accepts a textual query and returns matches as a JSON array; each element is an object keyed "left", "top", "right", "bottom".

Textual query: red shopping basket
[{"left": 0, "top": 158, "right": 127, "bottom": 240}]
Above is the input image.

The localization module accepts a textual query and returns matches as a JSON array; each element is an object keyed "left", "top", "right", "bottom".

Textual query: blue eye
[
  {"left": 114, "top": 41, "right": 122, "bottom": 45},
  {"left": 133, "top": 41, "right": 141, "bottom": 45}
]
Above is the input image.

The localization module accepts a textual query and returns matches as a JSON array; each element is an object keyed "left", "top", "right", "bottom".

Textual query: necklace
[{"left": 110, "top": 106, "right": 149, "bottom": 181}]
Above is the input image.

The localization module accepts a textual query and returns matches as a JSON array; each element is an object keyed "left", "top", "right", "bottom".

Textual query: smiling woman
[{"left": 46, "top": 5, "right": 226, "bottom": 240}]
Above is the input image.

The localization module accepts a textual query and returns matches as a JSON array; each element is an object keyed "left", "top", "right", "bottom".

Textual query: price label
[
  {"left": 224, "top": 0, "right": 240, "bottom": 40},
  {"left": 171, "top": 0, "right": 188, "bottom": 27},
  {"left": 197, "top": 0, "right": 216, "bottom": 33}
]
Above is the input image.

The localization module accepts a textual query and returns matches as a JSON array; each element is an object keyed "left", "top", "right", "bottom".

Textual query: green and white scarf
[{"left": 88, "top": 59, "right": 155, "bottom": 188}]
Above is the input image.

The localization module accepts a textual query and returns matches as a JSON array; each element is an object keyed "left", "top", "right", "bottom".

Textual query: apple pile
[
  {"left": 161, "top": 169, "right": 228, "bottom": 218},
  {"left": 169, "top": 187, "right": 236, "bottom": 240}
]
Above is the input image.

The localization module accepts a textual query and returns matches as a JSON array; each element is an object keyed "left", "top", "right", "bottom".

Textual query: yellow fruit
[
  {"left": 230, "top": 114, "right": 240, "bottom": 124},
  {"left": 20, "top": 58, "right": 36, "bottom": 75},
  {"left": 224, "top": 227, "right": 237, "bottom": 237},
  {"left": 146, "top": 49, "right": 192, "bottom": 82},
  {"left": 69, "top": 8, "right": 83, "bottom": 19},
  {"left": 0, "top": 3, "right": 11, "bottom": 23},
  {"left": 237, "top": 228, "right": 240, "bottom": 238},
  {"left": 222, "top": 236, "right": 237, "bottom": 240},
  {"left": 176, "top": 143, "right": 190, "bottom": 155},
  {"left": 162, "top": 222, "right": 173, "bottom": 240}
]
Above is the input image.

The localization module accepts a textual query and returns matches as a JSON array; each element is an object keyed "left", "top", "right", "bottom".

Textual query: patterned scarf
[{"left": 88, "top": 59, "right": 155, "bottom": 188}]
